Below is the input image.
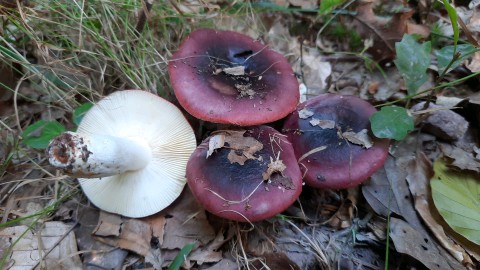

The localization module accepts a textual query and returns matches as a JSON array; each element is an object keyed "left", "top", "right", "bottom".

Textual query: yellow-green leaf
[{"left": 431, "top": 158, "right": 480, "bottom": 245}]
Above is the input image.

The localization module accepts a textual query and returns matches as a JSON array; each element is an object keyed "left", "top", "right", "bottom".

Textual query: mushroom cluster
[
  {"left": 47, "top": 29, "right": 390, "bottom": 223},
  {"left": 47, "top": 90, "right": 196, "bottom": 218},
  {"left": 168, "top": 29, "right": 304, "bottom": 222}
]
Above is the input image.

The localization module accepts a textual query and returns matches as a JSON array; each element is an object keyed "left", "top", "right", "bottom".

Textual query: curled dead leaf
[
  {"left": 207, "top": 134, "right": 226, "bottom": 158},
  {"left": 262, "top": 155, "right": 286, "bottom": 181}
]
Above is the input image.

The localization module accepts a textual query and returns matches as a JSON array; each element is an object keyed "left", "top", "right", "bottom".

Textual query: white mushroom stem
[{"left": 47, "top": 131, "right": 152, "bottom": 178}]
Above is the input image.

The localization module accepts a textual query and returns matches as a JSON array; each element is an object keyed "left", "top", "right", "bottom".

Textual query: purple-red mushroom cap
[
  {"left": 186, "top": 125, "right": 302, "bottom": 222},
  {"left": 168, "top": 28, "right": 299, "bottom": 126},
  {"left": 283, "top": 94, "right": 390, "bottom": 189}
]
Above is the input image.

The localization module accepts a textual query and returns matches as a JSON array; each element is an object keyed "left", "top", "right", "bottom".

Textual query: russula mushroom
[
  {"left": 282, "top": 94, "right": 390, "bottom": 189},
  {"left": 47, "top": 90, "right": 196, "bottom": 218},
  {"left": 187, "top": 125, "right": 302, "bottom": 222},
  {"left": 168, "top": 28, "right": 299, "bottom": 126}
]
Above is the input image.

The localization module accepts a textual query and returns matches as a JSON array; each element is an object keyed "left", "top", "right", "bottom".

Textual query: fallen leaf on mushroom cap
[
  {"left": 309, "top": 118, "right": 335, "bottom": 129},
  {"left": 342, "top": 129, "right": 373, "bottom": 149},
  {"left": 220, "top": 130, "right": 264, "bottom": 165},
  {"left": 298, "top": 108, "right": 315, "bottom": 119},
  {"left": 406, "top": 152, "right": 476, "bottom": 266},
  {"left": 207, "top": 134, "right": 226, "bottom": 158}
]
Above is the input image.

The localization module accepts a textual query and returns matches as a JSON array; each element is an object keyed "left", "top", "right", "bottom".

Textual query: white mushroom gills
[
  {"left": 44, "top": 90, "right": 197, "bottom": 218},
  {"left": 47, "top": 131, "right": 152, "bottom": 178}
]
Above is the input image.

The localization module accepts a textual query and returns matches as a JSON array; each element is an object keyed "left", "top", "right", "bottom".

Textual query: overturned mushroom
[
  {"left": 168, "top": 28, "right": 299, "bottom": 126},
  {"left": 47, "top": 90, "right": 196, "bottom": 218},
  {"left": 283, "top": 94, "right": 390, "bottom": 189},
  {"left": 187, "top": 126, "right": 302, "bottom": 222}
]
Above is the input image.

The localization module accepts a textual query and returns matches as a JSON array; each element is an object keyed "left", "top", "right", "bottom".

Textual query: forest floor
[{"left": 0, "top": 0, "right": 479, "bottom": 269}]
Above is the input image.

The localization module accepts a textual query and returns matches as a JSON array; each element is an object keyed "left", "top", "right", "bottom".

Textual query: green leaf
[
  {"left": 394, "top": 35, "right": 431, "bottom": 96},
  {"left": 431, "top": 158, "right": 480, "bottom": 245},
  {"left": 319, "top": 0, "right": 345, "bottom": 14},
  {"left": 442, "top": 0, "right": 459, "bottom": 49},
  {"left": 435, "top": 44, "right": 477, "bottom": 75},
  {"left": 22, "top": 120, "right": 65, "bottom": 149},
  {"left": 167, "top": 242, "right": 195, "bottom": 270},
  {"left": 369, "top": 106, "right": 414, "bottom": 141},
  {"left": 72, "top": 102, "right": 93, "bottom": 126}
]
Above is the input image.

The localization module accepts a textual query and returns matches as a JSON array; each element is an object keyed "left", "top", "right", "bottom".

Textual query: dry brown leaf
[
  {"left": 301, "top": 52, "right": 332, "bottom": 99},
  {"left": 342, "top": 129, "right": 373, "bottom": 148},
  {"left": 406, "top": 22, "right": 431, "bottom": 38},
  {"left": 189, "top": 228, "right": 234, "bottom": 265},
  {"left": 202, "top": 258, "right": 238, "bottom": 270},
  {"left": 361, "top": 159, "right": 401, "bottom": 217},
  {"left": 390, "top": 217, "right": 457, "bottom": 270},
  {"left": 390, "top": 135, "right": 469, "bottom": 269},
  {"left": 353, "top": 2, "right": 430, "bottom": 61},
  {"left": 223, "top": 130, "right": 263, "bottom": 165},
  {"left": 439, "top": 143, "right": 480, "bottom": 172},
  {"left": 309, "top": 118, "right": 335, "bottom": 129},
  {"left": 94, "top": 215, "right": 153, "bottom": 257},
  {"left": 466, "top": 51, "right": 480, "bottom": 73},
  {"left": 0, "top": 222, "right": 82, "bottom": 270},
  {"left": 328, "top": 187, "right": 358, "bottom": 229},
  {"left": 215, "top": 66, "right": 246, "bottom": 76},
  {"left": 162, "top": 189, "right": 216, "bottom": 250},
  {"left": 406, "top": 152, "right": 475, "bottom": 267},
  {"left": 92, "top": 211, "right": 122, "bottom": 237},
  {"left": 92, "top": 189, "right": 217, "bottom": 267}
]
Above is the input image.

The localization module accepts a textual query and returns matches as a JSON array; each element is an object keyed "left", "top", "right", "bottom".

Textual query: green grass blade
[{"left": 167, "top": 242, "right": 196, "bottom": 270}]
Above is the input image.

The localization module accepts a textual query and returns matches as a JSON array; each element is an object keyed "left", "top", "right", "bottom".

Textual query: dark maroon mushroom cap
[
  {"left": 168, "top": 29, "right": 299, "bottom": 126},
  {"left": 186, "top": 125, "right": 302, "bottom": 222},
  {"left": 283, "top": 94, "right": 390, "bottom": 189}
]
